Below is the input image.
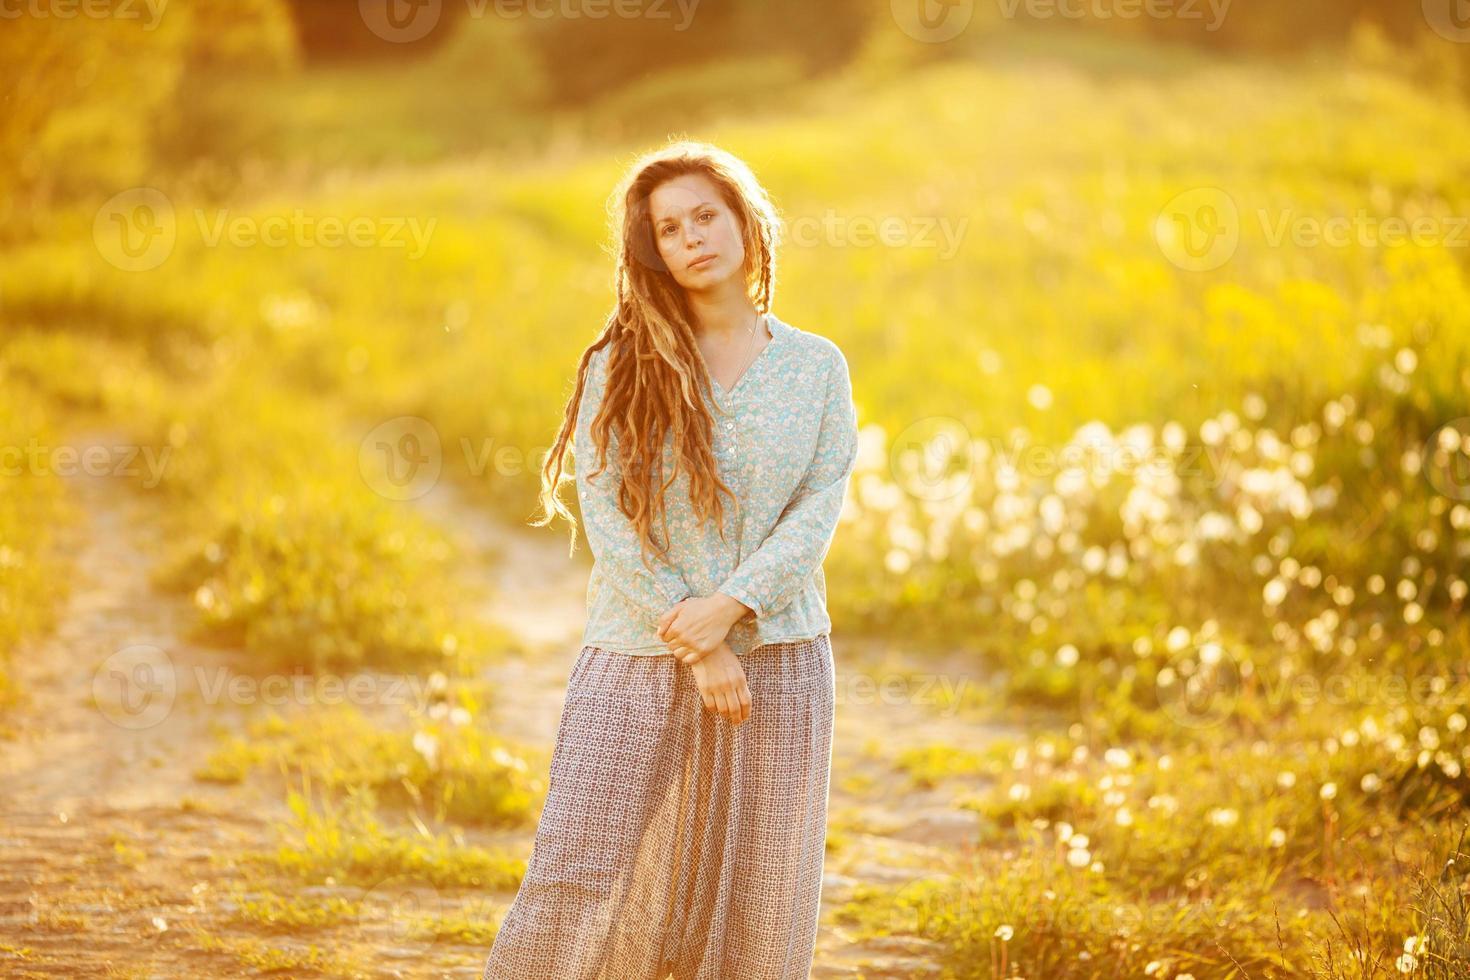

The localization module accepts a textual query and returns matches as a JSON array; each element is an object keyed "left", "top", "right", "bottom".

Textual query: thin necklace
[
  {"left": 717, "top": 314, "right": 764, "bottom": 393},
  {"left": 729, "top": 311, "right": 761, "bottom": 390},
  {"left": 706, "top": 311, "right": 763, "bottom": 396}
]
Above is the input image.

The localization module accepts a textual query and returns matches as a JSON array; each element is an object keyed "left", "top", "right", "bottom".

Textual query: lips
[{"left": 688, "top": 254, "right": 716, "bottom": 270}]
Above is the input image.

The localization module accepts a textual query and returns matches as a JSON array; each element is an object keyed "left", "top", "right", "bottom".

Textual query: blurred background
[{"left": 3, "top": 1, "right": 1470, "bottom": 977}]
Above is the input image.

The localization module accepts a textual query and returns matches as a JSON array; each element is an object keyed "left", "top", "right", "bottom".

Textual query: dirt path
[
  {"left": 0, "top": 429, "right": 300, "bottom": 977},
  {"left": 0, "top": 428, "right": 1020, "bottom": 979}
]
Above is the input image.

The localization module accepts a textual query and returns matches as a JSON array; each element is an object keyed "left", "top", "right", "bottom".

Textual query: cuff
[{"left": 718, "top": 584, "right": 762, "bottom": 621}]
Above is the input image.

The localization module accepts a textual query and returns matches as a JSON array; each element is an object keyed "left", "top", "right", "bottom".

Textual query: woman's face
[{"left": 648, "top": 173, "right": 746, "bottom": 291}]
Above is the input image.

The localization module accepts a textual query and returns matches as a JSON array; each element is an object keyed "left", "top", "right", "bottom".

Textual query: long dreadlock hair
[{"left": 530, "top": 139, "right": 783, "bottom": 573}]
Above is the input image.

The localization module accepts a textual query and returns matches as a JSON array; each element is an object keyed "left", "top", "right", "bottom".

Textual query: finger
[
  {"left": 737, "top": 682, "right": 751, "bottom": 725},
  {"left": 717, "top": 686, "right": 737, "bottom": 725}
]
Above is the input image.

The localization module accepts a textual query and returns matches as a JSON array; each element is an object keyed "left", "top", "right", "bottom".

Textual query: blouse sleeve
[
  {"left": 715, "top": 344, "right": 858, "bottom": 620},
  {"left": 575, "top": 347, "right": 694, "bottom": 618}
]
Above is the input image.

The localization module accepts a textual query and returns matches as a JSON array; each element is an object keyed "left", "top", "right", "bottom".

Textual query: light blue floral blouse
[{"left": 574, "top": 312, "right": 858, "bottom": 658}]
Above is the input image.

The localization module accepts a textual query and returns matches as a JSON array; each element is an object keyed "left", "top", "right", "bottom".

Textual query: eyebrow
[{"left": 653, "top": 200, "right": 717, "bottom": 226}]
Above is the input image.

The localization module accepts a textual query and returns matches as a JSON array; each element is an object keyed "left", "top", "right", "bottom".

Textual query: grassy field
[{"left": 3, "top": 19, "right": 1470, "bottom": 979}]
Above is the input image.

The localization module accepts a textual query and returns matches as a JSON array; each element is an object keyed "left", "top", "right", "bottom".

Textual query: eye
[{"left": 699, "top": 210, "right": 714, "bottom": 221}]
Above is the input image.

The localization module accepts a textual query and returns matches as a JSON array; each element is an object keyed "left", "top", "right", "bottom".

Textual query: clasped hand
[
  {"left": 655, "top": 593, "right": 748, "bottom": 666},
  {"left": 658, "top": 594, "right": 755, "bottom": 726}
]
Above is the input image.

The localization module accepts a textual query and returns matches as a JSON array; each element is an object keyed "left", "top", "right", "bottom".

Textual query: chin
[{"left": 684, "top": 264, "right": 729, "bottom": 287}]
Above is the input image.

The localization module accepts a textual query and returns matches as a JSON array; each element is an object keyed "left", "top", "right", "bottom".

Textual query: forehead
[{"left": 649, "top": 173, "right": 723, "bottom": 222}]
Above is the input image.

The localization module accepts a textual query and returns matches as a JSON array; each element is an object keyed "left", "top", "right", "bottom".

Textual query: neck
[{"left": 687, "top": 288, "right": 760, "bottom": 342}]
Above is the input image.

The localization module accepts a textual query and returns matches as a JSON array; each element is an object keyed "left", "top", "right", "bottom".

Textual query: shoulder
[
  {"left": 576, "top": 345, "right": 616, "bottom": 427},
  {"left": 774, "top": 315, "right": 846, "bottom": 376},
  {"left": 583, "top": 342, "right": 615, "bottom": 391}
]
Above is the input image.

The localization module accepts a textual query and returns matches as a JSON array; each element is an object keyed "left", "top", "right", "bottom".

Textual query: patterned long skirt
[{"left": 480, "top": 634, "right": 837, "bottom": 980}]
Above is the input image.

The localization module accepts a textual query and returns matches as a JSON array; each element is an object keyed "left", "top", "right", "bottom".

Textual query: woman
[{"left": 481, "top": 139, "right": 859, "bottom": 980}]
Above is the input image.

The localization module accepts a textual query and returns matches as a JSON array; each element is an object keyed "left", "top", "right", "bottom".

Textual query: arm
[
  {"left": 714, "top": 345, "right": 858, "bottom": 621},
  {"left": 575, "top": 347, "right": 694, "bottom": 618}
]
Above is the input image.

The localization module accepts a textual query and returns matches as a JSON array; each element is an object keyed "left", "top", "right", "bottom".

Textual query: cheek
[{"left": 715, "top": 219, "right": 741, "bottom": 249}]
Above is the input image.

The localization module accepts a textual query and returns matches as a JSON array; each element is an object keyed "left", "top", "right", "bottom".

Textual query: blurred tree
[
  {"left": 1, "top": 17, "right": 188, "bottom": 220},
  {"left": 183, "top": 0, "right": 303, "bottom": 73},
  {"left": 287, "top": 0, "right": 471, "bottom": 60},
  {"left": 0, "top": 0, "right": 299, "bottom": 239},
  {"left": 277, "top": 0, "right": 873, "bottom": 104},
  {"left": 989, "top": 0, "right": 1458, "bottom": 53},
  {"left": 521, "top": 0, "right": 875, "bottom": 105},
  {"left": 157, "top": 14, "right": 548, "bottom": 186},
  {"left": 875, "top": 0, "right": 1470, "bottom": 105}
]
